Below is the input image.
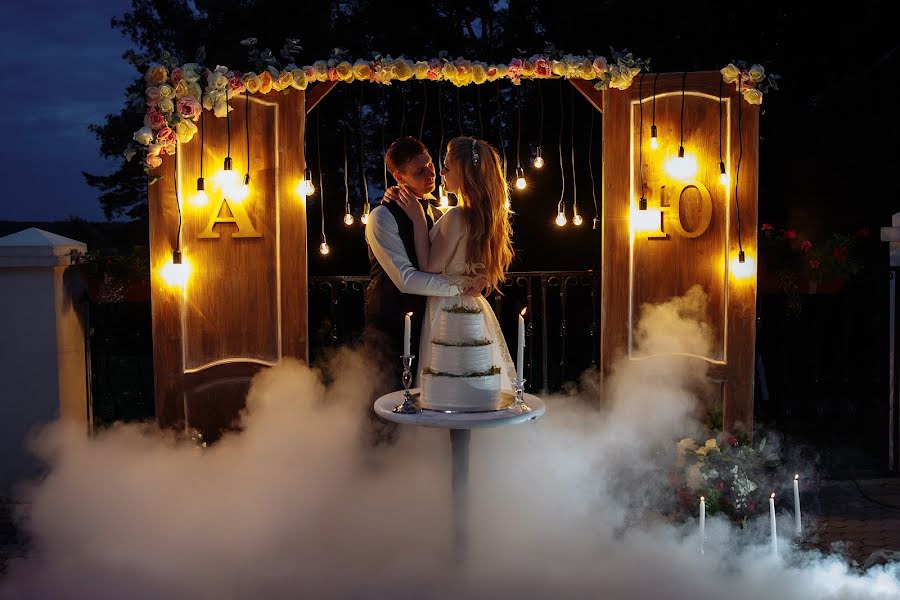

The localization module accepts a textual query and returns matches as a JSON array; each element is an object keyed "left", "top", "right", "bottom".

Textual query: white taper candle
[
  {"left": 793, "top": 474, "right": 802, "bottom": 535},
  {"left": 517, "top": 308, "right": 526, "bottom": 380},
  {"left": 769, "top": 493, "right": 778, "bottom": 557},
  {"left": 699, "top": 496, "right": 705, "bottom": 554},
  {"left": 404, "top": 312, "right": 412, "bottom": 357}
]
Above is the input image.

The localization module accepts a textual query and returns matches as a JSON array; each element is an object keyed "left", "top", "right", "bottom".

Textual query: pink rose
[
  {"left": 156, "top": 127, "right": 176, "bottom": 144},
  {"left": 327, "top": 67, "right": 338, "bottom": 81},
  {"left": 784, "top": 229, "right": 797, "bottom": 239},
  {"left": 145, "top": 86, "right": 162, "bottom": 107},
  {"left": 800, "top": 240, "right": 812, "bottom": 252},
  {"left": 144, "top": 109, "right": 167, "bottom": 130},
  {"left": 304, "top": 66, "right": 315, "bottom": 79},
  {"left": 509, "top": 58, "right": 523, "bottom": 73},
  {"left": 171, "top": 67, "right": 185, "bottom": 84},
  {"left": 486, "top": 66, "right": 497, "bottom": 78},
  {"left": 145, "top": 154, "right": 163, "bottom": 169},
  {"left": 833, "top": 245, "right": 849, "bottom": 263},
  {"left": 177, "top": 97, "right": 202, "bottom": 120},
  {"left": 535, "top": 58, "right": 551, "bottom": 77}
]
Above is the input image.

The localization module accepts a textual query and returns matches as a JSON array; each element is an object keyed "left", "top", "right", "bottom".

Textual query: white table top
[{"left": 374, "top": 388, "right": 545, "bottom": 429}]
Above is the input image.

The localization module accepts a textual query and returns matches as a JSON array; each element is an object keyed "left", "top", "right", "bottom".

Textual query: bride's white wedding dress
[{"left": 415, "top": 207, "right": 516, "bottom": 394}]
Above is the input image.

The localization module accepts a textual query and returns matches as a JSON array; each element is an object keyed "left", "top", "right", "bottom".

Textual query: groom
[{"left": 363, "top": 137, "right": 463, "bottom": 443}]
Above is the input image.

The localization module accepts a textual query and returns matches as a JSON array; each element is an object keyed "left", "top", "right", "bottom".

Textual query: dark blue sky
[{"left": 0, "top": 0, "right": 134, "bottom": 222}]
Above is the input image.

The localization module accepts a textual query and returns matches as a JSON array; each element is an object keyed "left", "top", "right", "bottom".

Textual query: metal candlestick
[
  {"left": 512, "top": 378, "right": 530, "bottom": 412},
  {"left": 393, "top": 355, "right": 419, "bottom": 414}
]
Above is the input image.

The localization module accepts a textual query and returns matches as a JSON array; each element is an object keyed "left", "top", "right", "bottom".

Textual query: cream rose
[
  {"left": 742, "top": 88, "right": 763, "bottom": 105},
  {"left": 145, "top": 154, "right": 163, "bottom": 169},
  {"left": 145, "top": 65, "right": 168, "bottom": 85},
  {"left": 472, "top": 63, "right": 487, "bottom": 85},
  {"left": 145, "top": 86, "right": 161, "bottom": 106},
  {"left": 173, "top": 80, "right": 190, "bottom": 99},
  {"left": 353, "top": 60, "right": 372, "bottom": 81},
  {"left": 413, "top": 61, "right": 429, "bottom": 80},
  {"left": 181, "top": 63, "right": 203, "bottom": 83},
  {"left": 312, "top": 61, "right": 328, "bottom": 81},
  {"left": 242, "top": 73, "right": 261, "bottom": 94},
  {"left": 335, "top": 61, "right": 353, "bottom": 82},
  {"left": 290, "top": 68, "right": 308, "bottom": 90},
  {"left": 258, "top": 71, "right": 273, "bottom": 94},
  {"left": 158, "top": 98, "right": 175, "bottom": 114},
  {"left": 213, "top": 98, "right": 230, "bottom": 118},
  {"left": 158, "top": 84, "right": 174, "bottom": 99},
  {"left": 393, "top": 59, "right": 414, "bottom": 81},
  {"left": 720, "top": 63, "right": 740, "bottom": 84}
]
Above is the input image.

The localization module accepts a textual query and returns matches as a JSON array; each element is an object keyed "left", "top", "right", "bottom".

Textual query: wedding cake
[{"left": 420, "top": 304, "right": 502, "bottom": 412}]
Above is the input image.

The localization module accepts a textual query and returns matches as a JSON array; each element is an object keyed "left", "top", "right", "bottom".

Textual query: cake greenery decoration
[
  {"left": 432, "top": 338, "right": 492, "bottom": 346},
  {"left": 442, "top": 305, "right": 483, "bottom": 314},
  {"left": 422, "top": 366, "right": 501, "bottom": 377}
]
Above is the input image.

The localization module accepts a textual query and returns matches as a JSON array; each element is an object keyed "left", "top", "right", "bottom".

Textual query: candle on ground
[{"left": 769, "top": 492, "right": 778, "bottom": 557}]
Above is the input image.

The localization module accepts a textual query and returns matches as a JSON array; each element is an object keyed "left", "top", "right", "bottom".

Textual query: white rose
[
  {"left": 158, "top": 98, "right": 175, "bottom": 113},
  {"left": 749, "top": 64, "right": 765, "bottom": 82},
  {"left": 133, "top": 126, "right": 154, "bottom": 145},
  {"left": 158, "top": 84, "right": 174, "bottom": 99},
  {"left": 213, "top": 98, "right": 230, "bottom": 118}
]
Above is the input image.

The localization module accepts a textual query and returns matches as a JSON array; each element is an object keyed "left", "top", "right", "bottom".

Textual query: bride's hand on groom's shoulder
[
  {"left": 385, "top": 184, "right": 426, "bottom": 224},
  {"left": 382, "top": 186, "right": 400, "bottom": 205}
]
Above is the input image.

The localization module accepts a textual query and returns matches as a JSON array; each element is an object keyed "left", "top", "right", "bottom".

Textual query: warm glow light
[
  {"left": 730, "top": 252, "right": 757, "bottom": 279},
  {"left": 630, "top": 205, "right": 662, "bottom": 233},
  {"left": 190, "top": 190, "right": 209, "bottom": 207},
  {"left": 319, "top": 242, "right": 330, "bottom": 255},
  {"left": 719, "top": 171, "right": 730, "bottom": 185},
  {"left": 520, "top": 307, "right": 527, "bottom": 316},
  {"left": 515, "top": 176, "right": 527, "bottom": 190},
  {"left": 664, "top": 154, "right": 698, "bottom": 180},
  {"left": 343, "top": 212, "right": 354, "bottom": 225},
  {"left": 555, "top": 212, "right": 567, "bottom": 227},
  {"left": 230, "top": 182, "right": 250, "bottom": 203},
  {"left": 439, "top": 184, "right": 449, "bottom": 207},
  {"left": 650, "top": 136, "right": 659, "bottom": 150},
  {"left": 533, "top": 155, "right": 544, "bottom": 169},
  {"left": 160, "top": 258, "right": 190, "bottom": 288},
  {"left": 214, "top": 168, "right": 240, "bottom": 190},
  {"left": 573, "top": 213, "right": 583, "bottom": 226}
]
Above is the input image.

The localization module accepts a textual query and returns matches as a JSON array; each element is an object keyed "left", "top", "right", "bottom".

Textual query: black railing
[{"left": 309, "top": 271, "right": 602, "bottom": 393}]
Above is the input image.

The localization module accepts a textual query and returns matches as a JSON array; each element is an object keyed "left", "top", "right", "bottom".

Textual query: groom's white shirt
[{"left": 365, "top": 204, "right": 461, "bottom": 296}]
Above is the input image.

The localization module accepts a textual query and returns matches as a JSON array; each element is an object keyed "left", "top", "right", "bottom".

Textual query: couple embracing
[{"left": 363, "top": 135, "right": 516, "bottom": 440}]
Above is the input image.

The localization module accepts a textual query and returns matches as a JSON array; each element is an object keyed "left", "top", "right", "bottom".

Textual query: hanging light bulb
[
  {"left": 230, "top": 173, "right": 250, "bottom": 203},
  {"left": 555, "top": 201, "right": 567, "bottom": 227},
  {"left": 439, "top": 181, "right": 449, "bottom": 207},
  {"left": 297, "top": 167, "right": 315, "bottom": 197},
  {"left": 191, "top": 176, "right": 208, "bottom": 207},
  {"left": 533, "top": 147, "right": 544, "bottom": 169},
  {"left": 650, "top": 125, "right": 659, "bottom": 150},
  {"left": 719, "top": 161, "right": 729, "bottom": 185},
  {"left": 343, "top": 209, "right": 354, "bottom": 226},
  {"left": 215, "top": 156, "right": 240, "bottom": 192},
  {"left": 515, "top": 166, "right": 527, "bottom": 190},
  {"left": 361, "top": 203, "right": 370, "bottom": 225},
  {"left": 319, "top": 232, "right": 330, "bottom": 255},
  {"left": 664, "top": 146, "right": 698, "bottom": 180},
  {"left": 160, "top": 251, "right": 190, "bottom": 288},
  {"left": 572, "top": 204, "right": 583, "bottom": 226},
  {"left": 638, "top": 196, "right": 648, "bottom": 211}
]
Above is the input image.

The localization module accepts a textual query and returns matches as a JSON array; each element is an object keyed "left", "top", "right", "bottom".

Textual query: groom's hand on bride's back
[{"left": 461, "top": 278, "right": 484, "bottom": 297}]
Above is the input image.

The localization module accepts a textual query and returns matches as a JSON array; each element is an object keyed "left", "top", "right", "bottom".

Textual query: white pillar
[
  {"left": 882, "top": 213, "right": 900, "bottom": 471},
  {"left": 0, "top": 228, "right": 88, "bottom": 494}
]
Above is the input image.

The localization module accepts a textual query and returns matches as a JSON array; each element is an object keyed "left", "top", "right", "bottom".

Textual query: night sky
[{"left": 0, "top": 0, "right": 134, "bottom": 222}]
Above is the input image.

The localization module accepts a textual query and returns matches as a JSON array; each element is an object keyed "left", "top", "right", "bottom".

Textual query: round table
[{"left": 374, "top": 388, "right": 545, "bottom": 563}]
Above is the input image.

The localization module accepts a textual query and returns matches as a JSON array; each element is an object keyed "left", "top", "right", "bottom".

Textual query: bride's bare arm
[{"left": 422, "top": 208, "right": 463, "bottom": 273}]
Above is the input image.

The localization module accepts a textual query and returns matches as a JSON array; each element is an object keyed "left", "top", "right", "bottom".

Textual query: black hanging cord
[
  {"left": 589, "top": 109, "right": 599, "bottom": 222},
  {"left": 399, "top": 85, "right": 406, "bottom": 137},
  {"left": 244, "top": 90, "right": 250, "bottom": 183},
  {"left": 419, "top": 81, "right": 427, "bottom": 141},
  {"left": 718, "top": 77, "right": 724, "bottom": 166},
  {"left": 358, "top": 85, "right": 369, "bottom": 210},
  {"left": 343, "top": 89, "right": 350, "bottom": 215},
  {"left": 456, "top": 87, "right": 464, "bottom": 136},
  {"left": 438, "top": 84, "right": 445, "bottom": 173},
  {"left": 537, "top": 82, "right": 544, "bottom": 150},
  {"left": 735, "top": 96, "right": 744, "bottom": 254},
  {"left": 558, "top": 79, "right": 565, "bottom": 208},
  {"left": 638, "top": 73, "right": 645, "bottom": 195},
  {"left": 495, "top": 82, "right": 507, "bottom": 178},
  {"left": 380, "top": 86, "right": 387, "bottom": 191},
  {"left": 476, "top": 85, "right": 484, "bottom": 139},
  {"left": 516, "top": 85, "right": 523, "bottom": 169},
  {"left": 317, "top": 109, "right": 325, "bottom": 239},
  {"left": 570, "top": 84, "right": 577, "bottom": 213},
  {"left": 225, "top": 85, "right": 231, "bottom": 158},
  {"left": 199, "top": 111, "right": 204, "bottom": 177},
  {"left": 173, "top": 146, "right": 182, "bottom": 259},
  {"left": 679, "top": 71, "right": 687, "bottom": 150},
  {"left": 651, "top": 73, "right": 658, "bottom": 129}
]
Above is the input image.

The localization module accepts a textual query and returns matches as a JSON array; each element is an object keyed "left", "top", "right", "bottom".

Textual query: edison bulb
[
  {"left": 191, "top": 190, "right": 208, "bottom": 207},
  {"left": 533, "top": 155, "right": 544, "bottom": 169},
  {"left": 361, "top": 213, "right": 369, "bottom": 225},
  {"left": 319, "top": 242, "right": 330, "bottom": 255},
  {"left": 650, "top": 136, "right": 659, "bottom": 150},
  {"left": 720, "top": 171, "right": 730, "bottom": 185},
  {"left": 515, "top": 176, "right": 526, "bottom": 190},
  {"left": 230, "top": 182, "right": 250, "bottom": 203},
  {"left": 555, "top": 213, "right": 567, "bottom": 226},
  {"left": 160, "top": 259, "right": 190, "bottom": 288},
  {"left": 343, "top": 213, "right": 354, "bottom": 225},
  {"left": 573, "top": 214, "right": 583, "bottom": 226},
  {"left": 214, "top": 168, "right": 240, "bottom": 190}
]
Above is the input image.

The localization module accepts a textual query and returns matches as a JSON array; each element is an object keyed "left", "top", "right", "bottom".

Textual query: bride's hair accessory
[{"left": 471, "top": 139, "right": 480, "bottom": 166}]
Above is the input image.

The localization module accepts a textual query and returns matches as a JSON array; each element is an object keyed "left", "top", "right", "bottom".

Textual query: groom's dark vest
[{"left": 365, "top": 199, "right": 434, "bottom": 356}]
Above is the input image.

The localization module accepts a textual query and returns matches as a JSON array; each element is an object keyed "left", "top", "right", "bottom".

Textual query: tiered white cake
[{"left": 420, "top": 305, "right": 502, "bottom": 412}]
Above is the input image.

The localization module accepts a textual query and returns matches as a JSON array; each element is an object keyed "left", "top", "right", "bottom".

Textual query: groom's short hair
[{"left": 386, "top": 137, "right": 429, "bottom": 174}]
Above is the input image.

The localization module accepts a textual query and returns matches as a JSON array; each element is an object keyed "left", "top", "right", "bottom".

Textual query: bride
[{"left": 388, "top": 136, "right": 517, "bottom": 391}]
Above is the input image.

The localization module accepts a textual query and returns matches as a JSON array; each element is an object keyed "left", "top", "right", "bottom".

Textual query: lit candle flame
[{"left": 520, "top": 307, "right": 527, "bottom": 316}]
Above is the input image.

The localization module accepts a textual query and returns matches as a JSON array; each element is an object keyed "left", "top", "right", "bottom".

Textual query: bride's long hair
[{"left": 446, "top": 136, "right": 514, "bottom": 294}]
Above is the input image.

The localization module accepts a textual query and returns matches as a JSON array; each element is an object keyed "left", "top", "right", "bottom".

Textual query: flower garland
[
  {"left": 128, "top": 50, "right": 648, "bottom": 171},
  {"left": 720, "top": 60, "right": 780, "bottom": 105}
]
